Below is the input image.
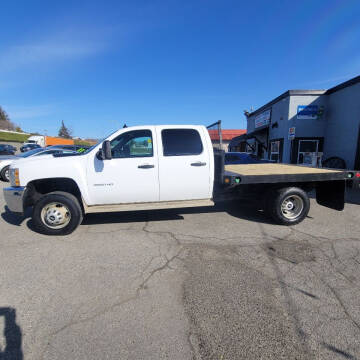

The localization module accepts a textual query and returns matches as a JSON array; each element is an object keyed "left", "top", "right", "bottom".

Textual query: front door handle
[
  {"left": 138, "top": 164, "right": 155, "bottom": 169},
  {"left": 191, "top": 161, "right": 206, "bottom": 167}
]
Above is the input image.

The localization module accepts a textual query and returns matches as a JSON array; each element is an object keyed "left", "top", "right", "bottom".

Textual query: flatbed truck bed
[
  {"left": 208, "top": 120, "right": 359, "bottom": 226},
  {"left": 223, "top": 163, "right": 351, "bottom": 185}
]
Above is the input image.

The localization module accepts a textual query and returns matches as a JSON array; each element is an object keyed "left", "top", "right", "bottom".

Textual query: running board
[{"left": 83, "top": 199, "right": 215, "bottom": 214}]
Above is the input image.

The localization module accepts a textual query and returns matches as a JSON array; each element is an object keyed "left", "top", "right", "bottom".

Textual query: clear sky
[{"left": 1, "top": 0, "right": 359, "bottom": 139}]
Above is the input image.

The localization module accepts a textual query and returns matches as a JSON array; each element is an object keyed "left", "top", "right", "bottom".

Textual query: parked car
[
  {"left": 20, "top": 143, "right": 42, "bottom": 153},
  {"left": 225, "top": 152, "right": 274, "bottom": 165},
  {"left": 50, "top": 144, "right": 90, "bottom": 153},
  {"left": 0, "top": 144, "right": 17, "bottom": 155},
  {"left": 0, "top": 147, "right": 77, "bottom": 182}
]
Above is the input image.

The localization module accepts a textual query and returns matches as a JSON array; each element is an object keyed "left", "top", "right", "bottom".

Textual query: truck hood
[{"left": 12, "top": 154, "right": 63, "bottom": 167}]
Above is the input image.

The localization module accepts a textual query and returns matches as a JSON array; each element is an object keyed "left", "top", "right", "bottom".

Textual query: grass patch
[
  {"left": 0, "top": 131, "right": 30, "bottom": 143},
  {"left": 74, "top": 139, "right": 93, "bottom": 146}
]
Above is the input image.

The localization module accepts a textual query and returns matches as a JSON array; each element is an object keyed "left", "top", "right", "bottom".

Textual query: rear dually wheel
[{"left": 266, "top": 187, "right": 310, "bottom": 225}]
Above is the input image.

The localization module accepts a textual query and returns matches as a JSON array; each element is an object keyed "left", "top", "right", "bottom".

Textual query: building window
[
  {"left": 269, "top": 139, "right": 283, "bottom": 162},
  {"left": 290, "top": 137, "right": 324, "bottom": 165},
  {"left": 298, "top": 140, "right": 319, "bottom": 165},
  {"left": 270, "top": 141, "right": 280, "bottom": 162},
  {"left": 246, "top": 144, "right": 253, "bottom": 153}
]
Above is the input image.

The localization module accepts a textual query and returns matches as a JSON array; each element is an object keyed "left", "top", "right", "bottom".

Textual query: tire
[
  {"left": 32, "top": 191, "right": 83, "bottom": 235},
  {"left": 266, "top": 187, "right": 310, "bottom": 225},
  {"left": 0, "top": 165, "right": 10, "bottom": 182},
  {"left": 322, "top": 156, "right": 346, "bottom": 169}
]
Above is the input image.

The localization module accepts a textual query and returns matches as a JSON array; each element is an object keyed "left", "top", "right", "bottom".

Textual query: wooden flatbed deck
[
  {"left": 224, "top": 163, "right": 347, "bottom": 184},
  {"left": 225, "top": 163, "right": 342, "bottom": 176}
]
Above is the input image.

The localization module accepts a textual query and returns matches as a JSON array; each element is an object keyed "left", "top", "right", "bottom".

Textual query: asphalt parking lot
[{"left": 1, "top": 181, "right": 360, "bottom": 360}]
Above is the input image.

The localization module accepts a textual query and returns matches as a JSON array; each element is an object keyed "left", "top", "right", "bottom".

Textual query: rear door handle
[
  {"left": 191, "top": 161, "right": 206, "bottom": 167},
  {"left": 138, "top": 164, "right": 155, "bottom": 169}
]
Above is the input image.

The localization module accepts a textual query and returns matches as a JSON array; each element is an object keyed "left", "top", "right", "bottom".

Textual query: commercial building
[{"left": 234, "top": 75, "right": 360, "bottom": 169}]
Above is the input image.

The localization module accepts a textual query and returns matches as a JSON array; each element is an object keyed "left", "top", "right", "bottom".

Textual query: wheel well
[
  {"left": 25, "top": 178, "right": 83, "bottom": 209},
  {"left": 262, "top": 182, "right": 315, "bottom": 193}
]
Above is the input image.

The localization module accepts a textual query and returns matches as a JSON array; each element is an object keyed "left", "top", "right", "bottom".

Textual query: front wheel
[
  {"left": 32, "top": 192, "right": 83, "bottom": 235},
  {"left": 266, "top": 187, "right": 310, "bottom": 225}
]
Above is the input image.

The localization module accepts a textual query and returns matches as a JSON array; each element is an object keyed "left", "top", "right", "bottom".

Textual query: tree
[
  {"left": 58, "top": 120, "right": 72, "bottom": 138},
  {"left": 0, "top": 106, "right": 15, "bottom": 130}
]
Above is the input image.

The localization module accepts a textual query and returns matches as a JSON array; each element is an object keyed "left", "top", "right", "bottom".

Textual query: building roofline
[
  {"left": 247, "top": 90, "right": 326, "bottom": 117},
  {"left": 247, "top": 75, "right": 360, "bottom": 118},
  {"left": 326, "top": 75, "right": 360, "bottom": 95}
]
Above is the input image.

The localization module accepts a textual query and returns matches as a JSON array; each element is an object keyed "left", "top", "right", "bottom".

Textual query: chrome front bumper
[{"left": 3, "top": 186, "right": 26, "bottom": 214}]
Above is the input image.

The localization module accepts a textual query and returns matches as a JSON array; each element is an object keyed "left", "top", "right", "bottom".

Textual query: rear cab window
[{"left": 161, "top": 129, "right": 203, "bottom": 156}]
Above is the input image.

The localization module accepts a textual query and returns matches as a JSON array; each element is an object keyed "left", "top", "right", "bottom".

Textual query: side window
[
  {"left": 110, "top": 130, "right": 153, "bottom": 159},
  {"left": 161, "top": 129, "right": 203, "bottom": 156}
]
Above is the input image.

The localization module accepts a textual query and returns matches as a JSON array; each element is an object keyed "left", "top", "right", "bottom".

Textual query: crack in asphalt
[
  {"left": 40, "top": 233, "right": 184, "bottom": 359},
  {"left": 258, "top": 224, "right": 314, "bottom": 357},
  {"left": 318, "top": 276, "right": 360, "bottom": 332},
  {"left": 46, "top": 220, "right": 360, "bottom": 359}
]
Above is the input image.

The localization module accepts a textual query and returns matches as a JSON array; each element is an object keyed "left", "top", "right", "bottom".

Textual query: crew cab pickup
[{"left": 3, "top": 124, "right": 359, "bottom": 235}]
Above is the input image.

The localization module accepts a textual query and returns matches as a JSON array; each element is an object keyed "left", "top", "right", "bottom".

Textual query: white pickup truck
[{"left": 3, "top": 124, "right": 359, "bottom": 235}]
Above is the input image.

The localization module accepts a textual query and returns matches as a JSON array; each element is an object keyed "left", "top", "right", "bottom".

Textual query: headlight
[{"left": 10, "top": 168, "right": 20, "bottom": 187}]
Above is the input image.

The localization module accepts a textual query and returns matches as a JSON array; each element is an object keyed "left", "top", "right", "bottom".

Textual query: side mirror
[{"left": 96, "top": 140, "right": 112, "bottom": 160}]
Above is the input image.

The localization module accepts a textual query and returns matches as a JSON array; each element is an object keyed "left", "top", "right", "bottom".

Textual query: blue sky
[{"left": 1, "top": 0, "right": 359, "bottom": 139}]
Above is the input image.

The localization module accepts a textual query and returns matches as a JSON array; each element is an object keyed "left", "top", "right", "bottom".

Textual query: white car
[{"left": 0, "top": 147, "right": 77, "bottom": 182}]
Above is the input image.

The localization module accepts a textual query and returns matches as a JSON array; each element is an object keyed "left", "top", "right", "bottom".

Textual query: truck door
[
  {"left": 86, "top": 127, "right": 159, "bottom": 205},
  {"left": 156, "top": 126, "right": 212, "bottom": 201}
]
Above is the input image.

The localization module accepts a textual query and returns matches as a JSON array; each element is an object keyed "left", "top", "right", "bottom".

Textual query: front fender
[{"left": 14, "top": 155, "right": 91, "bottom": 204}]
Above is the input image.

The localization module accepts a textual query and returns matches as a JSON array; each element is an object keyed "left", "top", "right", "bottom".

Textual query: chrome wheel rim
[
  {"left": 281, "top": 195, "right": 304, "bottom": 220},
  {"left": 40, "top": 202, "right": 71, "bottom": 229},
  {"left": 4, "top": 168, "right": 9, "bottom": 181}
]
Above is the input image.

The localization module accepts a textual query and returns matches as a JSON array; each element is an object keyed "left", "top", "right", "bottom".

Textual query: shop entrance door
[{"left": 297, "top": 140, "right": 319, "bottom": 165}]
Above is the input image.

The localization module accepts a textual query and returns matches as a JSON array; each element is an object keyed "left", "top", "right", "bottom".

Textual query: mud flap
[{"left": 316, "top": 180, "right": 345, "bottom": 211}]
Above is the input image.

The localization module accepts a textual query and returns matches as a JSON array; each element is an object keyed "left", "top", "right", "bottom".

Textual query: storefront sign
[
  {"left": 297, "top": 105, "right": 318, "bottom": 120},
  {"left": 255, "top": 109, "right": 271, "bottom": 128},
  {"left": 288, "top": 127, "right": 295, "bottom": 140}
]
